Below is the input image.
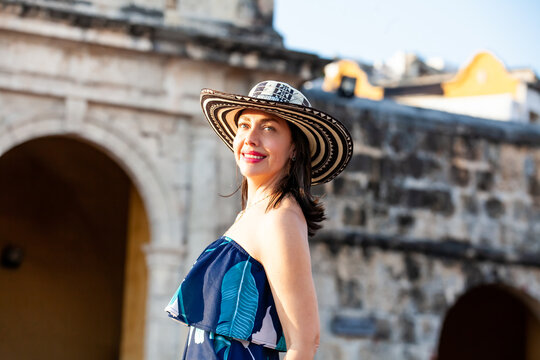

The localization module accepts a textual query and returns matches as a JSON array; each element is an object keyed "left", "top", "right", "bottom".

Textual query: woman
[{"left": 165, "top": 81, "right": 352, "bottom": 359}]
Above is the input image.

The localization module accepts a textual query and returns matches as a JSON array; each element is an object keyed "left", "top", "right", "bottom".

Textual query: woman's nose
[{"left": 244, "top": 128, "right": 259, "bottom": 145}]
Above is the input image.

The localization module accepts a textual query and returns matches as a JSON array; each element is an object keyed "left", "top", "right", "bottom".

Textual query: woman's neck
[{"left": 245, "top": 176, "right": 280, "bottom": 207}]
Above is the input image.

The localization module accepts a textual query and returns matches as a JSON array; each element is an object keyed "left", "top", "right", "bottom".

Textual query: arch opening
[
  {"left": 0, "top": 136, "right": 150, "bottom": 360},
  {"left": 437, "top": 284, "right": 540, "bottom": 360}
]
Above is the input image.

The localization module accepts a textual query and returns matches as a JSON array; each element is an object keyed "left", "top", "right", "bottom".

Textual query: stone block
[
  {"left": 358, "top": 109, "right": 385, "bottom": 148},
  {"left": 403, "top": 154, "right": 441, "bottom": 179},
  {"left": 397, "top": 214, "right": 415, "bottom": 229},
  {"left": 452, "top": 136, "right": 481, "bottom": 160},
  {"left": 383, "top": 184, "right": 403, "bottom": 205},
  {"left": 367, "top": 180, "right": 380, "bottom": 200},
  {"left": 348, "top": 154, "right": 380, "bottom": 177},
  {"left": 451, "top": 165, "right": 470, "bottom": 187},
  {"left": 400, "top": 314, "right": 416, "bottom": 343},
  {"left": 529, "top": 177, "right": 540, "bottom": 199},
  {"left": 416, "top": 315, "right": 442, "bottom": 346},
  {"left": 380, "top": 157, "right": 398, "bottom": 179},
  {"left": 343, "top": 205, "right": 367, "bottom": 227},
  {"left": 423, "top": 132, "right": 452, "bottom": 156},
  {"left": 389, "top": 129, "right": 422, "bottom": 154},
  {"left": 476, "top": 170, "right": 494, "bottom": 191},
  {"left": 337, "top": 277, "right": 363, "bottom": 308},
  {"left": 461, "top": 195, "right": 479, "bottom": 215},
  {"left": 498, "top": 144, "right": 525, "bottom": 191},
  {"left": 484, "top": 197, "right": 505, "bottom": 218},
  {"left": 332, "top": 176, "right": 365, "bottom": 197},
  {"left": 373, "top": 317, "right": 392, "bottom": 341},
  {"left": 331, "top": 314, "right": 376, "bottom": 337},
  {"left": 404, "top": 254, "right": 421, "bottom": 282},
  {"left": 512, "top": 200, "right": 529, "bottom": 222},
  {"left": 380, "top": 154, "right": 440, "bottom": 180},
  {"left": 405, "top": 188, "right": 455, "bottom": 216}
]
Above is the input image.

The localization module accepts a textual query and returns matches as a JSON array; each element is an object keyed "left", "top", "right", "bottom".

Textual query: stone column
[
  {"left": 186, "top": 125, "right": 221, "bottom": 266},
  {"left": 143, "top": 245, "right": 186, "bottom": 360}
]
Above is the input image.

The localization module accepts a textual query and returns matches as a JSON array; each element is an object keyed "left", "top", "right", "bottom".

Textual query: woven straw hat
[{"left": 200, "top": 80, "right": 353, "bottom": 185}]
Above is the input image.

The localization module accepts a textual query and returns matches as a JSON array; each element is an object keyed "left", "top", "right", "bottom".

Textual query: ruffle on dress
[{"left": 165, "top": 236, "right": 287, "bottom": 352}]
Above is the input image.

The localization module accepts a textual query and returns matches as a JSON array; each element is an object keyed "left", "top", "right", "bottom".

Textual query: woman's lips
[{"left": 241, "top": 151, "right": 267, "bottom": 163}]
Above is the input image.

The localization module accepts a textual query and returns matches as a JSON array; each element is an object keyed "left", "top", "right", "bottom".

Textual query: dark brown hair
[{"left": 240, "top": 121, "right": 326, "bottom": 237}]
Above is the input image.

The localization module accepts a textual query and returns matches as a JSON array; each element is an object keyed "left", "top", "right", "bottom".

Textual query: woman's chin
[
  {"left": 239, "top": 168, "right": 266, "bottom": 179},
  {"left": 239, "top": 167, "right": 281, "bottom": 183}
]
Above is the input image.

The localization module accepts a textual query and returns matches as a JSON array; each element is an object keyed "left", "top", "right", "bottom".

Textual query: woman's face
[{"left": 233, "top": 109, "right": 294, "bottom": 186}]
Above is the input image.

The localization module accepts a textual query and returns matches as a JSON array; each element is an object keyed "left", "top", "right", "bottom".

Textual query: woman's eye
[
  {"left": 263, "top": 126, "right": 275, "bottom": 131},
  {"left": 238, "top": 123, "right": 249, "bottom": 129}
]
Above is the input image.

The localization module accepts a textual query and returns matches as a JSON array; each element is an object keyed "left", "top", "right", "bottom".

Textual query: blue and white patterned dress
[{"left": 165, "top": 236, "right": 287, "bottom": 359}]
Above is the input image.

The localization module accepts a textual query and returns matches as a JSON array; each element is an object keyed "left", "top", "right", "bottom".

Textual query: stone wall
[
  {"left": 0, "top": 2, "right": 325, "bottom": 358},
  {"left": 304, "top": 88, "right": 540, "bottom": 359},
  {"left": 3, "top": 0, "right": 282, "bottom": 46}
]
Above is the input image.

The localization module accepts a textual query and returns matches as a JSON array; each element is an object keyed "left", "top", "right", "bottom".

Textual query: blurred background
[
  {"left": 0, "top": 1, "right": 539, "bottom": 359},
  {"left": 275, "top": 0, "right": 540, "bottom": 76}
]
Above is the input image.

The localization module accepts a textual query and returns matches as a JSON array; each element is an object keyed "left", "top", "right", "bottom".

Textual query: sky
[{"left": 274, "top": 0, "right": 540, "bottom": 76}]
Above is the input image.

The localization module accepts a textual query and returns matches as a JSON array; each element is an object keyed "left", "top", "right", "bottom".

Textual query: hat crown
[{"left": 248, "top": 81, "right": 311, "bottom": 107}]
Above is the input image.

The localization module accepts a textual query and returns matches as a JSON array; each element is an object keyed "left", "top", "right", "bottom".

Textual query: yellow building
[
  {"left": 321, "top": 52, "right": 540, "bottom": 124},
  {"left": 322, "top": 59, "right": 383, "bottom": 100}
]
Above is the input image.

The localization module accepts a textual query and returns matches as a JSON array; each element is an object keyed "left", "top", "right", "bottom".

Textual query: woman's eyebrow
[
  {"left": 238, "top": 116, "right": 280, "bottom": 123},
  {"left": 259, "top": 118, "right": 281, "bottom": 123}
]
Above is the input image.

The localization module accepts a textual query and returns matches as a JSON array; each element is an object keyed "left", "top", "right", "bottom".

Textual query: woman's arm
[{"left": 258, "top": 207, "right": 320, "bottom": 360}]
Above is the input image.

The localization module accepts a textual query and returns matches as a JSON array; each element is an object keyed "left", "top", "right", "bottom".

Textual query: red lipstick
[{"left": 241, "top": 150, "right": 267, "bottom": 163}]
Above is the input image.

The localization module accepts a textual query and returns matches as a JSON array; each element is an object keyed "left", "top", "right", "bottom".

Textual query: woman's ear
[{"left": 289, "top": 145, "right": 296, "bottom": 161}]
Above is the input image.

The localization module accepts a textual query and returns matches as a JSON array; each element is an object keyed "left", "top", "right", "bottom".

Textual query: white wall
[{"left": 394, "top": 93, "right": 518, "bottom": 121}]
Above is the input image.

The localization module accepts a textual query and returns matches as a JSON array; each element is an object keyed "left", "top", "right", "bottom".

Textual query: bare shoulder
[
  {"left": 265, "top": 196, "right": 305, "bottom": 230},
  {"left": 256, "top": 196, "right": 309, "bottom": 264}
]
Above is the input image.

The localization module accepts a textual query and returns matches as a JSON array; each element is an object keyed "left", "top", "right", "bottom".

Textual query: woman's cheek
[{"left": 232, "top": 137, "right": 243, "bottom": 157}]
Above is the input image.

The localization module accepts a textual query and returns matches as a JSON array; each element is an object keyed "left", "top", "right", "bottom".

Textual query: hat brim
[{"left": 200, "top": 88, "right": 353, "bottom": 185}]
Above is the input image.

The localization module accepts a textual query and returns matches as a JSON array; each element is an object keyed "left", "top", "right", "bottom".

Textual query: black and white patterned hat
[{"left": 200, "top": 80, "right": 353, "bottom": 185}]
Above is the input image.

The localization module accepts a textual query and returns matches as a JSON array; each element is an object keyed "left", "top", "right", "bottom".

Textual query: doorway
[
  {"left": 0, "top": 136, "right": 149, "bottom": 360},
  {"left": 437, "top": 284, "right": 540, "bottom": 360}
]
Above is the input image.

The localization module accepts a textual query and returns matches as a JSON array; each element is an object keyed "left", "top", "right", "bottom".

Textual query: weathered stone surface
[
  {"left": 348, "top": 154, "right": 380, "bottom": 175},
  {"left": 332, "top": 176, "right": 366, "bottom": 197},
  {"left": 476, "top": 170, "right": 494, "bottom": 191},
  {"left": 359, "top": 109, "right": 386, "bottom": 148},
  {"left": 423, "top": 132, "right": 452, "bottom": 155},
  {"left": 450, "top": 165, "right": 470, "bottom": 186},
  {"left": 452, "top": 136, "right": 481, "bottom": 160},
  {"left": 380, "top": 154, "right": 441, "bottom": 180},
  {"left": 397, "top": 214, "right": 415, "bottom": 229},
  {"left": 461, "top": 194, "right": 479, "bottom": 214},
  {"left": 0, "top": 1, "right": 328, "bottom": 79},
  {"left": 304, "top": 88, "right": 540, "bottom": 359},
  {"left": 343, "top": 205, "right": 367, "bottom": 227},
  {"left": 406, "top": 189, "right": 454, "bottom": 215},
  {"left": 307, "top": 87, "right": 540, "bottom": 257},
  {"left": 529, "top": 177, "right": 540, "bottom": 199},
  {"left": 331, "top": 315, "right": 376, "bottom": 337},
  {"left": 308, "top": 239, "right": 540, "bottom": 360},
  {"left": 485, "top": 197, "right": 505, "bottom": 218}
]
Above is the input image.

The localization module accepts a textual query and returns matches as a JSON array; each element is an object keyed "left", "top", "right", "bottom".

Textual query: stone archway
[
  {"left": 437, "top": 284, "right": 540, "bottom": 360},
  {"left": 0, "top": 135, "right": 151, "bottom": 359},
  {"left": 0, "top": 111, "right": 181, "bottom": 251},
  {"left": 0, "top": 106, "right": 189, "bottom": 359}
]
